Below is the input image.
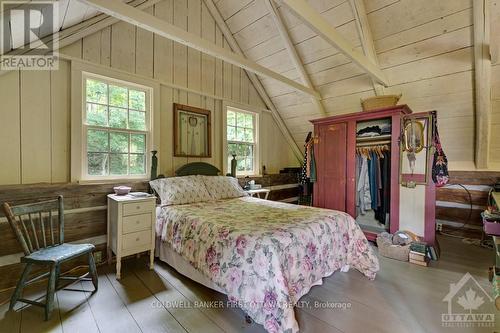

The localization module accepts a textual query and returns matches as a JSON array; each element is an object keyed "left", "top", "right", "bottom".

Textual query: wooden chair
[{"left": 2, "top": 195, "right": 98, "bottom": 320}]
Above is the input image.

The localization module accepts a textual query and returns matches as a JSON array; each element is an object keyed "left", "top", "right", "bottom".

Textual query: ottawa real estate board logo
[
  {"left": 442, "top": 272, "right": 495, "bottom": 328},
  {"left": 1, "top": 1, "right": 59, "bottom": 70}
]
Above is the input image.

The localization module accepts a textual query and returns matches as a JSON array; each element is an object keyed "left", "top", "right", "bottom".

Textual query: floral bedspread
[{"left": 156, "top": 197, "right": 379, "bottom": 333}]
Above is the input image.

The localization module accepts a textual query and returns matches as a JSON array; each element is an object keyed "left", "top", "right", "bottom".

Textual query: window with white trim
[
  {"left": 226, "top": 107, "right": 258, "bottom": 176},
  {"left": 83, "top": 74, "right": 151, "bottom": 179}
]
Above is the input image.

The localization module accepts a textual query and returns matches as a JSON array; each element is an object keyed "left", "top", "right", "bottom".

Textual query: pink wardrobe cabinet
[{"left": 310, "top": 105, "right": 436, "bottom": 244}]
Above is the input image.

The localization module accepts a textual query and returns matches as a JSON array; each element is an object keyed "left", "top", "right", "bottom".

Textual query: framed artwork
[{"left": 173, "top": 103, "right": 211, "bottom": 157}]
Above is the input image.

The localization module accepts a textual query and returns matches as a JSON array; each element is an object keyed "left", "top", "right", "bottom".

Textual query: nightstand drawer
[
  {"left": 122, "top": 213, "right": 151, "bottom": 234},
  {"left": 123, "top": 201, "right": 154, "bottom": 216},
  {"left": 122, "top": 230, "right": 151, "bottom": 251}
]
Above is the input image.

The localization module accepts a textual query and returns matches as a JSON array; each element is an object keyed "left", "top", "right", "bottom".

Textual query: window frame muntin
[
  {"left": 82, "top": 72, "right": 152, "bottom": 181},
  {"left": 224, "top": 105, "right": 260, "bottom": 177}
]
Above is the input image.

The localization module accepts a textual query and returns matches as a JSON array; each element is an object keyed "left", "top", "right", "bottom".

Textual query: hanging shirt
[
  {"left": 309, "top": 142, "right": 316, "bottom": 183},
  {"left": 368, "top": 151, "right": 379, "bottom": 210},
  {"left": 357, "top": 155, "right": 372, "bottom": 214}
]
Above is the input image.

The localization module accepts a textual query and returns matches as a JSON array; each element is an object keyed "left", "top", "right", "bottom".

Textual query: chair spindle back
[{"left": 2, "top": 196, "right": 64, "bottom": 255}]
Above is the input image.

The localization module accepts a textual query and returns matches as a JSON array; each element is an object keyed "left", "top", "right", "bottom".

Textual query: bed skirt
[{"left": 155, "top": 237, "right": 226, "bottom": 294}]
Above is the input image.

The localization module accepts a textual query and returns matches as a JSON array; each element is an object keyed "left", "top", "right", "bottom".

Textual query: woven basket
[{"left": 361, "top": 94, "right": 402, "bottom": 111}]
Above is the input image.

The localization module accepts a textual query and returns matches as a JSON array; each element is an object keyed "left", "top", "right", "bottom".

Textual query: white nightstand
[
  {"left": 107, "top": 194, "right": 156, "bottom": 279},
  {"left": 246, "top": 188, "right": 271, "bottom": 200}
]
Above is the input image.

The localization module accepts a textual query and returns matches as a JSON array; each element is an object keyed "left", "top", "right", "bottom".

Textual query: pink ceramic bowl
[{"left": 113, "top": 186, "right": 131, "bottom": 195}]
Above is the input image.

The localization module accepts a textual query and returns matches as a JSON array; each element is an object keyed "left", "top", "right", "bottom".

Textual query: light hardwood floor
[{"left": 0, "top": 235, "right": 498, "bottom": 333}]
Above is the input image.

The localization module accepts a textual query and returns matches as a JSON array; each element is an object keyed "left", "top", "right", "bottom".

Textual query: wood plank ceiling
[
  {"left": 3, "top": 0, "right": 371, "bottom": 152},
  {"left": 212, "top": 0, "right": 367, "bottom": 145},
  {"left": 1, "top": 0, "right": 126, "bottom": 52}
]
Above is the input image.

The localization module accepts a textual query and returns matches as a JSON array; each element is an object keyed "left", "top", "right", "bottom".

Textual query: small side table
[
  {"left": 246, "top": 188, "right": 270, "bottom": 200},
  {"left": 107, "top": 194, "right": 156, "bottom": 279}
]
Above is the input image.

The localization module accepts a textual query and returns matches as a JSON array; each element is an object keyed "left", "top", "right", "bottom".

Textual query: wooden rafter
[
  {"left": 203, "top": 0, "right": 303, "bottom": 161},
  {"left": 473, "top": 0, "right": 491, "bottom": 169},
  {"left": 80, "top": 0, "right": 320, "bottom": 99},
  {"left": 4, "top": 0, "right": 162, "bottom": 56},
  {"left": 264, "top": 0, "right": 326, "bottom": 115},
  {"left": 349, "top": 0, "right": 385, "bottom": 96},
  {"left": 280, "top": 0, "right": 389, "bottom": 86}
]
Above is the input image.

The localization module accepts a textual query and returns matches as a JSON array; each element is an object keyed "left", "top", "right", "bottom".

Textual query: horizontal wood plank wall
[
  {"left": 238, "top": 173, "right": 300, "bottom": 203},
  {"left": 0, "top": 0, "right": 299, "bottom": 186},
  {"left": 435, "top": 171, "right": 500, "bottom": 230},
  {"left": 0, "top": 174, "right": 298, "bottom": 298},
  {"left": 0, "top": 182, "right": 147, "bottom": 302},
  {"left": 216, "top": 0, "right": 478, "bottom": 170}
]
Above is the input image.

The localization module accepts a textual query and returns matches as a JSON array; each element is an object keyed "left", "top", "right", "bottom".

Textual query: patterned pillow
[
  {"left": 149, "top": 176, "right": 212, "bottom": 206},
  {"left": 201, "top": 176, "right": 248, "bottom": 200}
]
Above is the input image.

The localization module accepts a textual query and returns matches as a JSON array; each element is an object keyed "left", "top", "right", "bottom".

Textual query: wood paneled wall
[
  {"left": 0, "top": 0, "right": 299, "bottom": 186},
  {"left": 436, "top": 171, "right": 500, "bottom": 230},
  {"left": 491, "top": 1, "right": 500, "bottom": 169},
  {"left": 217, "top": 0, "right": 487, "bottom": 170},
  {"left": 0, "top": 173, "right": 299, "bottom": 300}
]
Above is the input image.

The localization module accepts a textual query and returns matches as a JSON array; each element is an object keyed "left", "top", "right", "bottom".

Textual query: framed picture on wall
[{"left": 173, "top": 103, "right": 212, "bottom": 158}]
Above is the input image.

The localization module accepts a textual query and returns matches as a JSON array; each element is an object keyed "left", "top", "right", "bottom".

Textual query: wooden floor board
[
  {"left": 1, "top": 235, "right": 498, "bottom": 333},
  {"left": 132, "top": 261, "right": 224, "bottom": 333},
  {"left": 104, "top": 264, "right": 188, "bottom": 333},
  {"left": 19, "top": 288, "right": 63, "bottom": 333},
  {"left": 80, "top": 271, "right": 142, "bottom": 333},
  {"left": 56, "top": 283, "right": 100, "bottom": 333},
  {"left": 0, "top": 302, "right": 21, "bottom": 333},
  {"left": 153, "top": 261, "right": 264, "bottom": 333}
]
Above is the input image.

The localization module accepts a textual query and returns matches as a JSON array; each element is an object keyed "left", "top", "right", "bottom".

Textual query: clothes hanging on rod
[
  {"left": 301, "top": 135, "right": 316, "bottom": 183},
  {"left": 300, "top": 133, "right": 316, "bottom": 204},
  {"left": 355, "top": 145, "right": 391, "bottom": 225},
  {"left": 356, "top": 154, "right": 372, "bottom": 215}
]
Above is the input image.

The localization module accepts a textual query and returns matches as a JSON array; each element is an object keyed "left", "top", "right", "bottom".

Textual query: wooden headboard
[{"left": 175, "top": 162, "right": 221, "bottom": 176}]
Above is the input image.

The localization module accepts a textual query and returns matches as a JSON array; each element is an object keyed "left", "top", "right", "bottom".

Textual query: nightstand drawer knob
[
  {"left": 136, "top": 237, "right": 140, "bottom": 241},
  {"left": 136, "top": 220, "right": 140, "bottom": 224},
  {"left": 136, "top": 206, "right": 140, "bottom": 210}
]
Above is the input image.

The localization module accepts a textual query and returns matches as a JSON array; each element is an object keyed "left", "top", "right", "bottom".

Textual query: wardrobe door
[{"left": 316, "top": 122, "right": 347, "bottom": 211}]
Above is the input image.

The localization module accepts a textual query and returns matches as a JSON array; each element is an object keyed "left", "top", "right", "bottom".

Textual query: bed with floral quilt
[{"left": 155, "top": 195, "right": 379, "bottom": 333}]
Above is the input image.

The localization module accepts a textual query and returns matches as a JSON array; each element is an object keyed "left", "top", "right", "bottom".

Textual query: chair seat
[{"left": 22, "top": 243, "right": 95, "bottom": 264}]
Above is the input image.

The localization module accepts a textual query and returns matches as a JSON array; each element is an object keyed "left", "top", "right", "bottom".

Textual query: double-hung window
[
  {"left": 83, "top": 74, "right": 151, "bottom": 179},
  {"left": 226, "top": 107, "right": 258, "bottom": 176}
]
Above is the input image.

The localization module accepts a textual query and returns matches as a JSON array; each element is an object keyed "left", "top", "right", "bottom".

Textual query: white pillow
[
  {"left": 201, "top": 176, "right": 248, "bottom": 200},
  {"left": 149, "top": 176, "right": 212, "bottom": 206}
]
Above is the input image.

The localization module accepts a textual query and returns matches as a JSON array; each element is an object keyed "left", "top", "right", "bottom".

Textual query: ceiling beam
[
  {"left": 265, "top": 0, "right": 326, "bottom": 115},
  {"left": 349, "top": 0, "right": 385, "bottom": 96},
  {"left": 203, "top": 0, "right": 303, "bottom": 162},
  {"left": 473, "top": 0, "right": 491, "bottom": 169},
  {"left": 4, "top": 0, "right": 162, "bottom": 56},
  {"left": 80, "top": 0, "right": 320, "bottom": 100},
  {"left": 280, "top": 0, "right": 389, "bottom": 86}
]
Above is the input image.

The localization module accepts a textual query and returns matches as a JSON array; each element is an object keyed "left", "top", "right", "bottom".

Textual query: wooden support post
[
  {"left": 265, "top": 0, "right": 326, "bottom": 115},
  {"left": 473, "top": 0, "right": 492, "bottom": 169},
  {"left": 203, "top": 0, "right": 304, "bottom": 162},
  {"left": 280, "top": 0, "right": 389, "bottom": 86},
  {"left": 349, "top": 0, "right": 385, "bottom": 96},
  {"left": 80, "top": 0, "right": 319, "bottom": 99}
]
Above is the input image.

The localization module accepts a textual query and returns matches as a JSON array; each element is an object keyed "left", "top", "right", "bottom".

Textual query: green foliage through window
[
  {"left": 226, "top": 109, "right": 256, "bottom": 174},
  {"left": 85, "top": 77, "right": 149, "bottom": 177}
]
